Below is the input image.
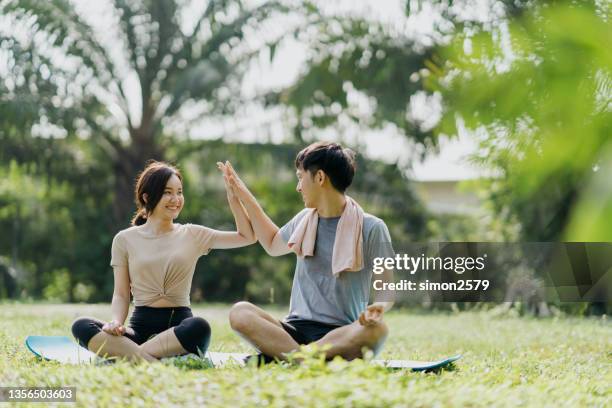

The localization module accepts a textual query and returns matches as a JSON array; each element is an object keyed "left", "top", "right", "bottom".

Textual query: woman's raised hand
[{"left": 217, "top": 161, "right": 237, "bottom": 200}]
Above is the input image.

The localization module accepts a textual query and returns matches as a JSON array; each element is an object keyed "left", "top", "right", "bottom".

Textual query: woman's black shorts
[{"left": 71, "top": 306, "right": 211, "bottom": 355}]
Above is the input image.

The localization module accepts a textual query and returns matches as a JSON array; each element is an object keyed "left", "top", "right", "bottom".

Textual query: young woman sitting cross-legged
[{"left": 71, "top": 161, "right": 255, "bottom": 361}]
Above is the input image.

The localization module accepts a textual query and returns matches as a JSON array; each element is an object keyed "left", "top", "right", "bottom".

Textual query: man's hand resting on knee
[
  {"left": 358, "top": 301, "right": 394, "bottom": 326},
  {"left": 359, "top": 304, "right": 384, "bottom": 326}
]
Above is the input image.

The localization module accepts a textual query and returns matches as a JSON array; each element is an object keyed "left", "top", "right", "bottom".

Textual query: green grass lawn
[{"left": 0, "top": 303, "right": 610, "bottom": 407}]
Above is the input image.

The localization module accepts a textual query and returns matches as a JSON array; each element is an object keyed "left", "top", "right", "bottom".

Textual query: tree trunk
[
  {"left": 111, "top": 127, "right": 164, "bottom": 228},
  {"left": 0, "top": 266, "right": 17, "bottom": 298}
]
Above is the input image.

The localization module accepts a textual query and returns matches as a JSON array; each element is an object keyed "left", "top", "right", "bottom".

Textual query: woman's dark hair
[
  {"left": 131, "top": 161, "right": 182, "bottom": 226},
  {"left": 295, "top": 141, "right": 356, "bottom": 193}
]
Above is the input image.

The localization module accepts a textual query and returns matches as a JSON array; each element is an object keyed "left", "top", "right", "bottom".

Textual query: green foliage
[
  {"left": 42, "top": 269, "right": 71, "bottom": 302},
  {"left": 0, "top": 160, "right": 114, "bottom": 301},
  {"left": 0, "top": 0, "right": 289, "bottom": 224},
  {"left": 278, "top": 8, "right": 436, "bottom": 146},
  {"left": 1, "top": 304, "right": 610, "bottom": 407},
  {"left": 278, "top": 0, "right": 534, "bottom": 147},
  {"left": 0, "top": 162, "right": 71, "bottom": 298},
  {"left": 432, "top": 1, "right": 612, "bottom": 240}
]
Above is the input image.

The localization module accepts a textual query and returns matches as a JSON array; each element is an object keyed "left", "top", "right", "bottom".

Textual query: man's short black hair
[{"left": 295, "top": 141, "right": 356, "bottom": 193}]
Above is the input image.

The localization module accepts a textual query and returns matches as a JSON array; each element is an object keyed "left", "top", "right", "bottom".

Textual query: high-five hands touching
[
  {"left": 223, "top": 161, "right": 250, "bottom": 200},
  {"left": 217, "top": 161, "right": 237, "bottom": 200}
]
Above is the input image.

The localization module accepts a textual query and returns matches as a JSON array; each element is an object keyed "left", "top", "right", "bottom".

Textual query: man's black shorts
[
  {"left": 246, "top": 319, "right": 344, "bottom": 365},
  {"left": 280, "top": 319, "right": 343, "bottom": 345}
]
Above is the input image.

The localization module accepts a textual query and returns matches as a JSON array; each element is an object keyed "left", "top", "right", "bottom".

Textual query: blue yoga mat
[
  {"left": 26, "top": 336, "right": 461, "bottom": 371},
  {"left": 26, "top": 335, "right": 99, "bottom": 364}
]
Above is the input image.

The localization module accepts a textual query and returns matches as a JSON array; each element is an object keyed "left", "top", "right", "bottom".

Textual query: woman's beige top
[{"left": 110, "top": 223, "right": 215, "bottom": 307}]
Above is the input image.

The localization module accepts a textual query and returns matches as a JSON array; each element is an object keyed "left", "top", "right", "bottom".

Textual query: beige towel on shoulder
[{"left": 288, "top": 196, "right": 364, "bottom": 276}]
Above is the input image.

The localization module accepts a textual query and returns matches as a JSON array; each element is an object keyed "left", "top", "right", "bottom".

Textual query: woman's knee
[
  {"left": 174, "top": 317, "right": 211, "bottom": 355},
  {"left": 188, "top": 317, "right": 211, "bottom": 339},
  {"left": 71, "top": 317, "right": 103, "bottom": 349}
]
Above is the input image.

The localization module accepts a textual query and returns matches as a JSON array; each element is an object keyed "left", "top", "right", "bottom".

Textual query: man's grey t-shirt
[{"left": 279, "top": 209, "right": 394, "bottom": 326}]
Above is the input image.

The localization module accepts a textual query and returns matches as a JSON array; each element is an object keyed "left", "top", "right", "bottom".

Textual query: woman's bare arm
[{"left": 210, "top": 162, "right": 257, "bottom": 249}]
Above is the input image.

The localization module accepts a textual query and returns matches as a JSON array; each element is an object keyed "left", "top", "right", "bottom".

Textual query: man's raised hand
[{"left": 225, "top": 161, "right": 250, "bottom": 200}]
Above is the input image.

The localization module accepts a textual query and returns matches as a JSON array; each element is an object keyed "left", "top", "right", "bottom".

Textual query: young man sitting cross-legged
[{"left": 224, "top": 141, "right": 395, "bottom": 362}]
